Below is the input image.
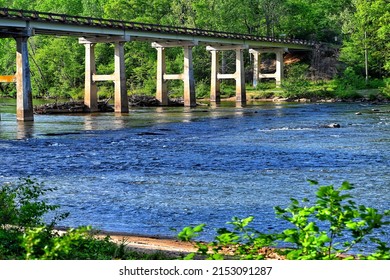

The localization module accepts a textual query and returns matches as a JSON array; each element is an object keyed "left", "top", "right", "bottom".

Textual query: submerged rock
[{"left": 324, "top": 123, "right": 341, "bottom": 128}]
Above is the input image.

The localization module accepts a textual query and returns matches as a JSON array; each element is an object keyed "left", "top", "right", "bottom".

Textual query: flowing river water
[{"left": 0, "top": 99, "right": 389, "bottom": 253}]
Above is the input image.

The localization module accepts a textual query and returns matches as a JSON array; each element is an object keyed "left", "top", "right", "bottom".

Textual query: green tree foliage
[
  {"left": 0, "top": 0, "right": 387, "bottom": 99},
  {"left": 29, "top": 37, "right": 85, "bottom": 98},
  {"left": 340, "top": 0, "right": 390, "bottom": 78},
  {"left": 282, "top": 0, "right": 352, "bottom": 41}
]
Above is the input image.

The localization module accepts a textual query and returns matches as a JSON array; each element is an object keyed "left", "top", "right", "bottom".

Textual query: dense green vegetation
[
  {"left": 0, "top": 0, "right": 389, "bottom": 100},
  {"left": 1, "top": 178, "right": 388, "bottom": 260}
]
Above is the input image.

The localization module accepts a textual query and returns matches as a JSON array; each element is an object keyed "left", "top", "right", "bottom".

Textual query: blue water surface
[{"left": 0, "top": 101, "right": 389, "bottom": 253}]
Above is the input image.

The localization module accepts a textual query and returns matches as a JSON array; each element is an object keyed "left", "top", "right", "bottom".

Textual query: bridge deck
[{"left": 0, "top": 8, "right": 313, "bottom": 50}]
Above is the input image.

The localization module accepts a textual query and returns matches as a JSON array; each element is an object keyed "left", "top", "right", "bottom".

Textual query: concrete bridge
[{"left": 0, "top": 8, "right": 314, "bottom": 121}]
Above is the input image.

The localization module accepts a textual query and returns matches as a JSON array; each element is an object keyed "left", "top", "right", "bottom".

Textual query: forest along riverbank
[{"left": 0, "top": 102, "right": 389, "bottom": 254}]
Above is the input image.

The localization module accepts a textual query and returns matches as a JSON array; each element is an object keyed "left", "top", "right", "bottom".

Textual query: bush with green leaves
[
  {"left": 178, "top": 180, "right": 389, "bottom": 260},
  {"left": 195, "top": 80, "right": 210, "bottom": 99},
  {"left": 0, "top": 178, "right": 171, "bottom": 260},
  {"left": 21, "top": 226, "right": 130, "bottom": 260},
  {"left": 0, "top": 178, "right": 67, "bottom": 230},
  {"left": 380, "top": 78, "right": 390, "bottom": 98},
  {"left": 281, "top": 63, "right": 310, "bottom": 98},
  {"left": 0, "top": 178, "right": 67, "bottom": 259}
]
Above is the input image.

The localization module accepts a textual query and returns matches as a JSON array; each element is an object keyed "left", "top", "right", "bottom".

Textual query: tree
[{"left": 340, "top": 0, "right": 390, "bottom": 78}]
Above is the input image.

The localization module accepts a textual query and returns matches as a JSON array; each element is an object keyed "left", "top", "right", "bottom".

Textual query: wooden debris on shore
[
  {"left": 128, "top": 95, "right": 160, "bottom": 107},
  {"left": 128, "top": 95, "right": 183, "bottom": 107},
  {"left": 34, "top": 100, "right": 114, "bottom": 114},
  {"left": 33, "top": 95, "right": 185, "bottom": 114}
]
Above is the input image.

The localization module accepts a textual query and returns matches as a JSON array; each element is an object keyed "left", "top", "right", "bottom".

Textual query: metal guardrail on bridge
[{"left": 0, "top": 7, "right": 315, "bottom": 47}]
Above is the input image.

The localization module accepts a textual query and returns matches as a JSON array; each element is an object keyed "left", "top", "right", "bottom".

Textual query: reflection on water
[
  {"left": 0, "top": 101, "right": 389, "bottom": 253},
  {"left": 17, "top": 121, "right": 35, "bottom": 139}
]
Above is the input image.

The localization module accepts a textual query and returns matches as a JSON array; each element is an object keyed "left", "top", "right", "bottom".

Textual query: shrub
[
  {"left": 195, "top": 80, "right": 210, "bottom": 99},
  {"left": 178, "top": 180, "right": 389, "bottom": 260},
  {"left": 0, "top": 178, "right": 171, "bottom": 260},
  {"left": 0, "top": 178, "right": 67, "bottom": 259},
  {"left": 21, "top": 226, "right": 129, "bottom": 260},
  {"left": 0, "top": 177, "right": 66, "bottom": 229},
  {"left": 380, "top": 78, "right": 390, "bottom": 98},
  {"left": 332, "top": 67, "right": 367, "bottom": 99},
  {"left": 255, "top": 81, "right": 276, "bottom": 91},
  {"left": 281, "top": 63, "right": 310, "bottom": 98},
  {"left": 220, "top": 83, "right": 236, "bottom": 98}
]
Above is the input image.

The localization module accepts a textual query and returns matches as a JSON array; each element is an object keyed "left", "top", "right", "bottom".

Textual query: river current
[{"left": 0, "top": 101, "right": 389, "bottom": 253}]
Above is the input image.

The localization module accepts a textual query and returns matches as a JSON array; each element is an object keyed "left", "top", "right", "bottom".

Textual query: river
[{"left": 0, "top": 99, "right": 389, "bottom": 254}]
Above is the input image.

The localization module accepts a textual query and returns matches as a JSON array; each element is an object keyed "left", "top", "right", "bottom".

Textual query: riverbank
[
  {"left": 54, "top": 227, "right": 285, "bottom": 260},
  {"left": 26, "top": 92, "right": 390, "bottom": 115},
  {"left": 1, "top": 86, "right": 389, "bottom": 116}
]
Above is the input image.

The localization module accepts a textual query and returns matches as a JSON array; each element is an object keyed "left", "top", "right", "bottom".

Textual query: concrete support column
[
  {"left": 114, "top": 42, "right": 129, "bottom": 113},
  {"left": 210, "top": 50, "right": 220, "bottom": 103},
  {"left": 15, "top": 36, "right": 33, "bottom": 121},
  {"left": 84, "top": 43, "right": 98, "bottom": 112},
  {"left": 207, "top": 45, "right": 248, "bottom": 106},
  {"left": 80, "top": 36, "right": 130, "bottom": 113},
  {"left": 156, "top": 47, "right": 168, "bottom": 106},
  {"left": 183, "top": 46, "right": 196, "bottom": 107},
  {"left": 153, "top": 41, "right": 198, "bottom": 107},
  {"left": 275, "top": 50, "right": 284, "bottom": 87},
  {"left": 235, "top": 48, "right": 246, "bottom": 105},
  {"left": 250, "top": 48, "right": 285, "bottom": 88},
  {"left": 251, "top": 50, "right": 260, "bottom": 88}
]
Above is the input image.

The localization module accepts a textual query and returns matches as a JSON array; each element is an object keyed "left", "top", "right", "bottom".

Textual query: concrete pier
[
  {"left": 79, "top": 36, "right": 130, "bottom": 113},
  {"left": 0, "top": 30, "right": 34, "bottom": 121},
  {"left": 155, "top": 46, "right": 168, "bottom": 106},
  {"left": 82, "top": 42, "right": 98, "bottom": 112},
  {"left": 207, "top": 45, "right": 248, "bottom": 106},
  {"left": 152, "top": 42, "right": 197, "bottom": 107},
  {"left": 250, "top": 48, "right": 285, "bottom": 87},
  {"left": 15, "top": 36, "right": 33, "bottom": 121},
  {"left": 210, "top": 50, "right": 220, "bottom": 103},
  {"left": 114, "top": 42, "right": 128, "bottom": 113}
]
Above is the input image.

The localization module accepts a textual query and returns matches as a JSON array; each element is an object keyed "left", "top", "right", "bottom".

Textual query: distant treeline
[{"left": 0, "top": 0, "right": 388, "bottom": 98}]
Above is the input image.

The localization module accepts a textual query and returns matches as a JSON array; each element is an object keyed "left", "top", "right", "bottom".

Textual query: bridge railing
[{"left": 0, "top": 7, "right": 316, "bottom": 46}]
